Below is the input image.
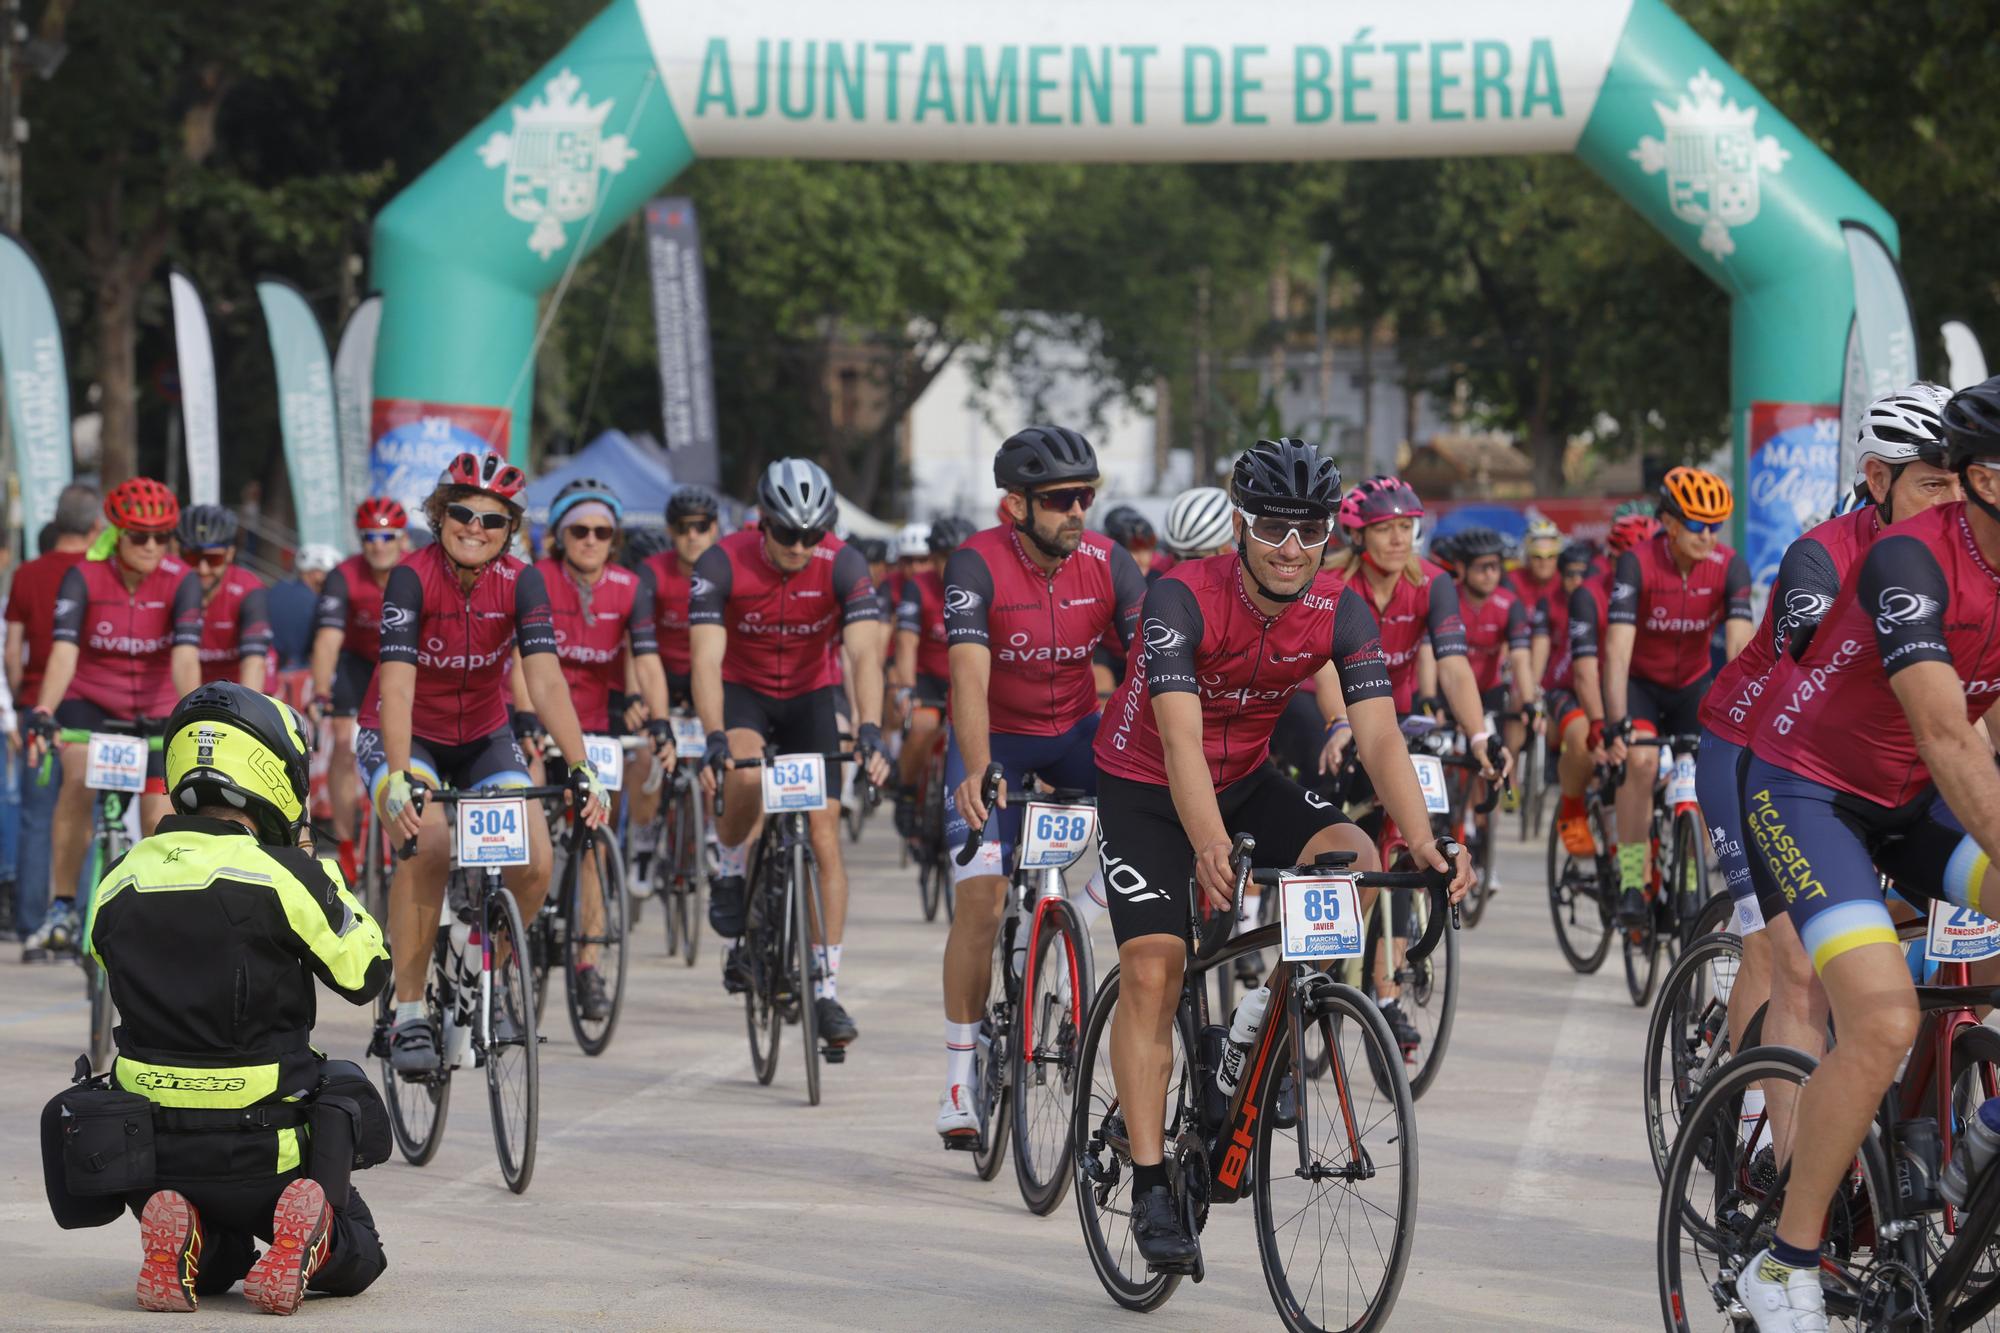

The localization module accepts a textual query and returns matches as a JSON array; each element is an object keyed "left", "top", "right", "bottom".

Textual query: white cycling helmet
[
  {"left": 297, "top": 543, "right": 342, "bottom": 574},
  {"left": 1854, "top": 382, "right": 1952, "bottom": 477},
  {"left": 1164, "top": 487, "right": 1234, "bottom": 557},
  {"left": 894, "top": 522, "right": 930, "bottom": 561}
]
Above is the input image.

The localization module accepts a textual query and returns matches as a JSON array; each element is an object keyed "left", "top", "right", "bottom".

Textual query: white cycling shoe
[
  {"left": 1734, "top": 1250, "right": 1828, "bottom": 1333},
  {"left": 935, "top": 1084, "right": 978, "bottom": 1141}
]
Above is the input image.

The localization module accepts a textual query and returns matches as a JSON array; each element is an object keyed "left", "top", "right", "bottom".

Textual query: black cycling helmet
[
  {"left": 1452, "top": 526, "right": 1508, "bottom": 562},
  {"left": 164, "top": 681, "right": 313, "bottom": 846},
  {"left": 1426, "top": 532, "right": 1463, "bottom": 574},
  {"left": 176, "top": 503, "right": 238, "bottom": 550},
  {"left": 1099, "top": 505, "right": 1155, "bottom": 548},
  {"left": 927, "top": 514, "right": 976, "bottom": 554},
  {"left": 1232, "top": 437, "right": 1342, "bottom": 518},
  {"left": 993, "top": 425, "right": 1098, "bottom": 491},
  {"left": 1943, "top": 375, "right": 2000, "bottom": 472},
  {"left": 620, "top": 526, "right": 672, "bottom": 567},
  {"left": 851, "top": 536, "right": 889, "bottom": 565},
  {"left": 666, "top": 484, "right": 722, "bottom": 523},
  {"left": 1558, "top": 541, "right": 1596, "bottom": 574}
]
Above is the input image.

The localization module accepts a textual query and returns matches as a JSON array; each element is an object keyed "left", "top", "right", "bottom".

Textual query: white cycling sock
[
  {"left": 395, "top": 1000, "right": 424, "bottom": 1025},
  {"left": 813, "top": 944, "right": 842, "bottom": 999},
  {"left": 1077, "top": 871, "right": 1108, "bottom": 930},
  {"left": 945, "top": 1020, "right": 979, "bottom": 1090},
  {"left": 716, "top": 838, "right": 749, "bottom": 878}
]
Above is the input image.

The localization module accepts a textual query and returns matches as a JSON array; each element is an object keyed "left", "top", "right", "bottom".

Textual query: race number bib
[
  {"left": 583, "top": 735, "right": 624, "bottom": 793},
  {"left": 456, "top": 796, "right": 531, "bottom": 867},
  {"left": 1410, "top": 754, "right": 1451, "bottom": 815},
  {"left": 1018, "top": 802, "right": 1097, "bottom": 870},
  {"left": 1926, "top": 904, "right": 2000, "bottom": 963},
  {"left": 761, "top": 753, "right": 827, "bottom": 813},
  {"left": 1279, "top": 875, "right": 1364, "bottom": 962},
  {"left": 85, "top": 733, "right": 147, "bottom": 794},
  {"left": 671, "top": 716, "right": 707, "bottom": 759},
  {"left": 1668, "top": 753, "right": 1699, "bottom": 806}
]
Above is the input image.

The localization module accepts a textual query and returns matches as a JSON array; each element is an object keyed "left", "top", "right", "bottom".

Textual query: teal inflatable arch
[{"left": 370, "top": 0, "right": 1895, "bottom": 583}]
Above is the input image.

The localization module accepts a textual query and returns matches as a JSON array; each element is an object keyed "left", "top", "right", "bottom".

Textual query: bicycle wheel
[
  {"left": 1518, "top": 736, "right": 1545, "bottom": 843},
  {"left": 483, "top": 885, "right": 540, "bottom": 1194},
  {"left": 659, "top": 808, "right": 683, "bottom": 959},
  {"left": 1642, "top": 930, "right": 1742, "bottom": 1183},
  {"left": 919, "top": 858, "right": 943, "bottom": 922},
  {"left": 1014, "top": 902, "right": 1090, "bottom": 1214},
  {"left": 971, "top": 920, "right": 1012, "bottom": 1181},
  {"left": 1671, "top": 812, "right": 1714, "bottom": 953},
  {"left": 1546, "top": 810, "right": 1612, "bottom": 974},
  {"left": 1362, "top": 884, "right": 1457, "bottom": 1101},
  {"left": 1938, "top": 1024, "right": 2000, "bottom": 1318},
  {"left": 564, "top": 829, "right": 629, "bottom": 1057},
  {"left": 1657, "top": 1045, "right": 1895, "bottom": 1333},
  {"left": 1459, "top": 811, "right": 1495, "bottom": 929},
  {"left": 678, "top": 792, "right": 704, "bottom": 966},
  {"left": 1072, "top": 966, "right": 1185, "bottom": 1313},
  {"left": 1255, "top": 982, "right": 1417, "bottom": 1333},
  {"left": 793, "top": 839, "right": 824, "bottom": 1107},
  {"left": 374, "top": 934, "right": 451, "bottom": 1167},
  {"left": 746, "top": 845, "right": 783, "bottom": 1086}
]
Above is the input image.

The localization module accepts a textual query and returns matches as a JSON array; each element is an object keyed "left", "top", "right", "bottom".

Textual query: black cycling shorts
[
  {"left": 722, "top": 682, "right": 841, "bottom": 757},
  {"left": 329, "top": 651, "right": 374, "bottom": 719},
  {"left": 911, "top": 672, "right": 949, "bottom": 710},
  {"left": 54, "top": 700, "right": 168, "bottom": 788},
  {"left": 606, "top": 691, "right": 636, "bottom": 739},
  {"left": 667, "top": 672, "right": 692, "bottom": 709},
  {"left": 1098, "top": 763, "right": 1353, "bottom": 946},
  {"left": 1480, "top": 685, "right": 1511, "bottom": 717},
  {"left": 356, "top": 724, "right": 532, "bottom": 805},
  {"left": 1628, "top": 673, "right": 1709, "bottom": 740}
]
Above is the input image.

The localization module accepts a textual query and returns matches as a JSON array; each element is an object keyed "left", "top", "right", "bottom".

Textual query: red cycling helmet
[
  {"left": 355, "top": 497, "right": 408, "bottom": 531},
  {"left": 438, "top": 451, "right": 527, "bottom": 507},
  {"left": 104, "top": 477, "right": 181, "bottom": 533},
  {"left": 1337, "top": 476, "right": 1424, "bottom": 538},
  {"left": 1607, "top": 514, "right": 1662, "bottom": 555}
]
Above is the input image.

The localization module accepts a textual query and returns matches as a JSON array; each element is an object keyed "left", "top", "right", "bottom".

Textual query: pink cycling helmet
[{"left": 1338, "top": 476, "right": 1424, "bottom": 540}]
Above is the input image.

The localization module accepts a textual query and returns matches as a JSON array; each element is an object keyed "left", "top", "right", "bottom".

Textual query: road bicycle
[
  {"left": 1512, "top": 700, "right": 1551, "bottom": 845},
  {"left": 634, "top": 712, "right": 709, "bottom": 966},
  {"left": 910, "top": 727, "right": 954, "bottom": 923},
  {"left": 1639, "top": 892, "right": 1743, "bottom": 1183},
  {"left": 1073, "top": 830, "right": 1458, "bottom": 1331},
  {"left": 726, "top": 748, "right": 874, "bottom": 1106},
  {"left": 1606, "top": 732, "right": 1711, "bottom": 1007},
  {"left": 369, "top": 780, "right": 578, "bottom": 1194},
  {"left": 944, "top": 765, "right": 1096, "bottom": 1214}
]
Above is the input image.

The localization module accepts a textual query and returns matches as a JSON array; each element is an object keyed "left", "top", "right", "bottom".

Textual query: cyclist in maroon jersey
[
  {"left": 368, "top": 453, "right": 609, "bottom": 1077},
  {"left": 1434, "top": 526, "right": 1534, "bottom": 873},
  {"left": 309, "top": 498, "right": 409, "bottom": 849},
  {"left": 1727, "top": 379, "right": 2000, "bottom": 1330},
  {"left": 1090, "top": 505, "right": 1167, "bottom": 700},
  {"left": 1602, "top": 467, "right": 1753, "bottom": 924},
  {"left": 1094, "top": 438, "right": 1469, "bottom": 1271},
  {"left": 931, "top": 426, "right": 1147, "bottom": 1139},
  {"left": 1507, "top": 516, "right": 1565, "bottom": 611},
  {"left": 690, "top": 458, "right": 890, "bottom": 1047},
  {"left": 1559, "top": 513, "right": 1659, "bottom": 854},
  {"left": 175, "top": 505, "right": 272, "bottom": 691},
  {"left": 21, "top": 478, "right": 203, "bottom": 960},
  {"left": 1530, "top": 541, "right": 1605, "bottom": 855},
  {"left": 892, "top": 514, "right": 972, "bottom": 840}
]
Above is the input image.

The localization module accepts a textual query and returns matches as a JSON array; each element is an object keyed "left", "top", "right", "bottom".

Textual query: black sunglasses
[
  {"left": 445, "top": 503, "right": 510, "bottom": 531},
  {"left": 766, "top": 523, "right": 826, "bottom": 549},
  {"left": 566, "top": 523, "right": 616, "bottom": 542},
  {"left": 125, "top": 530, "right": 171, "bottom": 547},
  {"left": 672, "top": 517, "right": 715, "bottom": 535},
  {"left": 1033, "top": 486, "right": 1096, "bottom": 514}
]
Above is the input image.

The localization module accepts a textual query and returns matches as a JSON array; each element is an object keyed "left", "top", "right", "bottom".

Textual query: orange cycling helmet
[
  {"left": 1607, "top": 513, "right": 1661, "bottom": 555},
  {"left": 104, "top": 477, "right": 180, "bottom": 533},
  {"left": 1659, "top": 466, "right": 1732, "bottom": 525}
]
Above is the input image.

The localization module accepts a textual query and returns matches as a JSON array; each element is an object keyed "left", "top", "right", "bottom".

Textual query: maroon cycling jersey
[
  {"left": 1608, "top": 533, "right": 1752, "bottom": 689},
  {"left": 193, "top": 565, "right": 273, "bottom": 684},
  {"left": 536, "top": 557, "right": 659, "bottom": 733},
  {"left": 1459, "top": 586, "right": 1529, "bottom": 695},
  {"left": 639, "top": 552, "right": 694, "bottom": 677},
  {"left": 942, "top": 526, "right": 1146, "bottom": 737},
  {"left": 1506, "top": 566, "right": 1561, "bottom": 618},
  {"left": 313, "top": 554, "right": 395, "bottom": 662},
  {"left": 896, "top": 566, "right": 950, "bottom": 680},
  {"left": 1702, "top": 506, "right": 1876, "bottom": 745},
  {"left": 1096, "top": 556, "right": 1391, "bottom": 790},
  {"left": 360, "top": 543, "right": 556, "bottom": 742},
  {"left": 688, "top": 530, "right": 879, "bottom": 699},
  {"left": 1750, "top": 502, "right": 2000, "bottom": 807},
  {"left": 1564, "top": 571, "right": 1616, "bottom": 668},
  {"left": 1534, "top": 581, "right": 1579, "bottom": 692},
  {"left": 1351, "top": 563, "right": 1467, "bottom": 715},
  {"left": 51, "top": 556, "right": 204, "bottom": 717}
]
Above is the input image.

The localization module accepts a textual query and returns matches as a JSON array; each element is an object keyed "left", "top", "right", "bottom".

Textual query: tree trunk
[
  {"left": 1193, "top": 268, "right": 1212, "bottom": 485},
  {"left": 94, "top": 261, "right": 139, "bottom": 485},
  {"left": 1152, "top": 374, "right": 1172, "bottom": 485}
]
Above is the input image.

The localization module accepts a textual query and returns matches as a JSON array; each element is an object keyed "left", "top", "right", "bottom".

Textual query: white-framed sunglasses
[{"left": 1237, "top": 507, "right": 1333, "bottom": 550}]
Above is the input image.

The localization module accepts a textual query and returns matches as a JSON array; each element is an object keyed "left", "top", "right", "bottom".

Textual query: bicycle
[
  {"left": 727, "top": 748, "right": 874, "bottom": 1107},
  {"left": 1657, "top": 938, "right": 2000, "bottom": 1331},
  {"left": 368, "top": 779, "right": 577, "bottom": 1193},
  {"left": 527, "top": 735, "right": 643, "bottom": 1056},
  {"left": 1639, "top": 892, "right": 1744, "bottom": 1184},
  {"left": 910, "top": 727, "right": 954, "bottom": 924},
  {"left": 45, "top": 722, "right": 164, "bottom": 1072},
  {"left": 645, "top": 713, "right": 710, "bottom": 966},
  {"left": 1607, "top": 731, "right": 1711, "bottom": 1007},
  {"left": 945, "top": 765, "right": 1097, "bottom": 1214},
  {"left": 1512, "top": 700, "right": 1551, "bottom": 845},
  {"left": 1072, "top": 830, "right": 1458, "bottom": 1331}
]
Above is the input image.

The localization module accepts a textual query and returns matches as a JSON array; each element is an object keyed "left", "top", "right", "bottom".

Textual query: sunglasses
[
  {"left": 566, "top": 523, "right": 616, "bottom": 543},
  {"left": 672, "top": 518, "right": 715, "bottom": 535},
  {"left": 766, "top": 523, "right": 826, "bottom": 549},
  {"left": 1239, "top": 509, "right": 1332, "bottom": 550},
  {"left": 445, "top": 503, "right": 511, "bottom": 531},
  {"left": 1032, "top": 486, "right": 1096, "bottom": 514},
  {"left": 361, "top": 530, "right": 400, "bottom": 544},
  {"left": 190, "top": 549, "right": 232, "bottom": 568},
  {"left": 1677, "top": 518, "right": 1726, "bottom": 534},
  {"left": 124, "top": 530, "right": 171, "bottom": 547}
]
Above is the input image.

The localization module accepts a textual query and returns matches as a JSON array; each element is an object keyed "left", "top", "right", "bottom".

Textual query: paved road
[{"left": 0, "top": 814, "right": 1671, "bottom": 1330}]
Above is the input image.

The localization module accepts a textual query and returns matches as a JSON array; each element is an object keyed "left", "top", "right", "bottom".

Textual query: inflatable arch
[{"left": 369, "top": 0, "right": 1896, "bottom": 581}]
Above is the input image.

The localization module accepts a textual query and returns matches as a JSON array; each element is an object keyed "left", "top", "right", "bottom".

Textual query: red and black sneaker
[
  {"left": 136, "top": 1189, "right": 203, "bottom": 1312},
  {"left": 243, "top": 1179, "right": 332, "bottom": 1316}
]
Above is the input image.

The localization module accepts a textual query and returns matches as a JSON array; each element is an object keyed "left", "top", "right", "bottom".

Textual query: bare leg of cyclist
[
  {"left": 898, "top": 709, "right": 939, "bottom": 791},
  {"left": 624, "top": 752, "right": 661, "bottom": 831},
  {"left": 330, "top": 720, "right": 360, "bottom": 842},
  {"left": 1755, "top": 915, "right": 1824, "bottom": 1164},
  {"left": 942, "top": 875, "right": 1007, "bottom": 1023},
  {"left": 46, "top": 742, "right": 93, "bottom": 914},
  {"left": 1615, "top": 734, "right": 1660, "bottom": 921},
  {"left": 388, "top": 804, "right": 453, "bottom": 1005},
  {"left": 806, "top": 802, "right": 847, "bottom": 948},
  {"left": 1110, "top": 934, "right": 1185, "bottom": 1172}
]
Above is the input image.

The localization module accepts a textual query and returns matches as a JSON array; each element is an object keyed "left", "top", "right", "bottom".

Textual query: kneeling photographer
[{"left": 42, "top": 682, "right": 392, "bottom": 1315}]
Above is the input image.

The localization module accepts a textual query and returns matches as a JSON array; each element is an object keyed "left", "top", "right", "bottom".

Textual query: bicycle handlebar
[
  {"left": 394, "top": 783, "right": 570, "bottom": 861},
  {"left": 710, "top": 748, "right": 879, "bottom": 819},
  {"left": 953, "top": 763, "right": 1004, "bottom": 867},
  {"left": 1227, "top": 837, "right": 1463, "bottom": 965}
]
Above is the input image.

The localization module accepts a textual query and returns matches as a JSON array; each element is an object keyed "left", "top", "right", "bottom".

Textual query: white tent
[{"left": 835, "top": 494, "right": 897, "bottom": 539}]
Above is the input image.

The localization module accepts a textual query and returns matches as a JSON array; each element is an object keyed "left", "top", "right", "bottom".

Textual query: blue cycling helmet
[{"left": 549, "top": 478, "right": 623, "bottom": 531}]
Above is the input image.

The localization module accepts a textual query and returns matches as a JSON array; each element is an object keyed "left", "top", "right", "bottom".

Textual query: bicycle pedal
[
  {"left": 940, "top": 1134, "right": 977, "bottom": 1153},
  {"left": 821, "top": 1044, "right": 846, "bottom": 1063}
]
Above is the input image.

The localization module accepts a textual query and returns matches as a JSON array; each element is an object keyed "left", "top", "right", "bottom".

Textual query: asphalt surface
[{"left": 1, "top": 806, "right": 1674, "bottom": 1330}]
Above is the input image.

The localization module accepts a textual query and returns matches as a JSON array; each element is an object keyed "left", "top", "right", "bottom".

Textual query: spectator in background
[
  {"left": 4, "top": 483, "right": 100, "bottom": 939},
  {"left": 35, "top": 522, "right": 56, "bottom": 557},
  {"left": 267, "top": 544, "right": 340, "bottom": 673}
]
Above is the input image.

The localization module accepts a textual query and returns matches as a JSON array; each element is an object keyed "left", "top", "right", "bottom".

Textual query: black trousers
[{"left": 124, "top": 1172, "right": 386, "bottom": 1298}]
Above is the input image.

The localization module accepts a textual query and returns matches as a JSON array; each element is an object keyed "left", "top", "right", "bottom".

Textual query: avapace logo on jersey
[
  {"left": 996, "top": 628, "right": 1092, "bottom": 665},
  {"left": 417, "top": 641, "right": 510, "bottom": 673},
  {"left": 1646, "top": 606, "right": 1713, "bottom": 634},
  {"left": 88, "top": 630, "right": 173, "bottom": 656},
  {"left": 552, "top": 629, "right": 620, "bottom": 665},
  {"left": 1769, "top": 637, "right": 1862, "bottom": 735},
  {"left": 737, "top": 609, "right": 838, "bottom": 637}
]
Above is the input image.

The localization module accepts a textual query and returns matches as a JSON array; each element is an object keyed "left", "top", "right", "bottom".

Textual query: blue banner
[
  {"left": 0, "top": 232, "right": 72, "bottom": 533},
  {"left": 257, "top": 280, "right": 347, "bottom": 552},
  {"left": 1746, "top": 402, "right": 1840, "bottom": 593}
]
